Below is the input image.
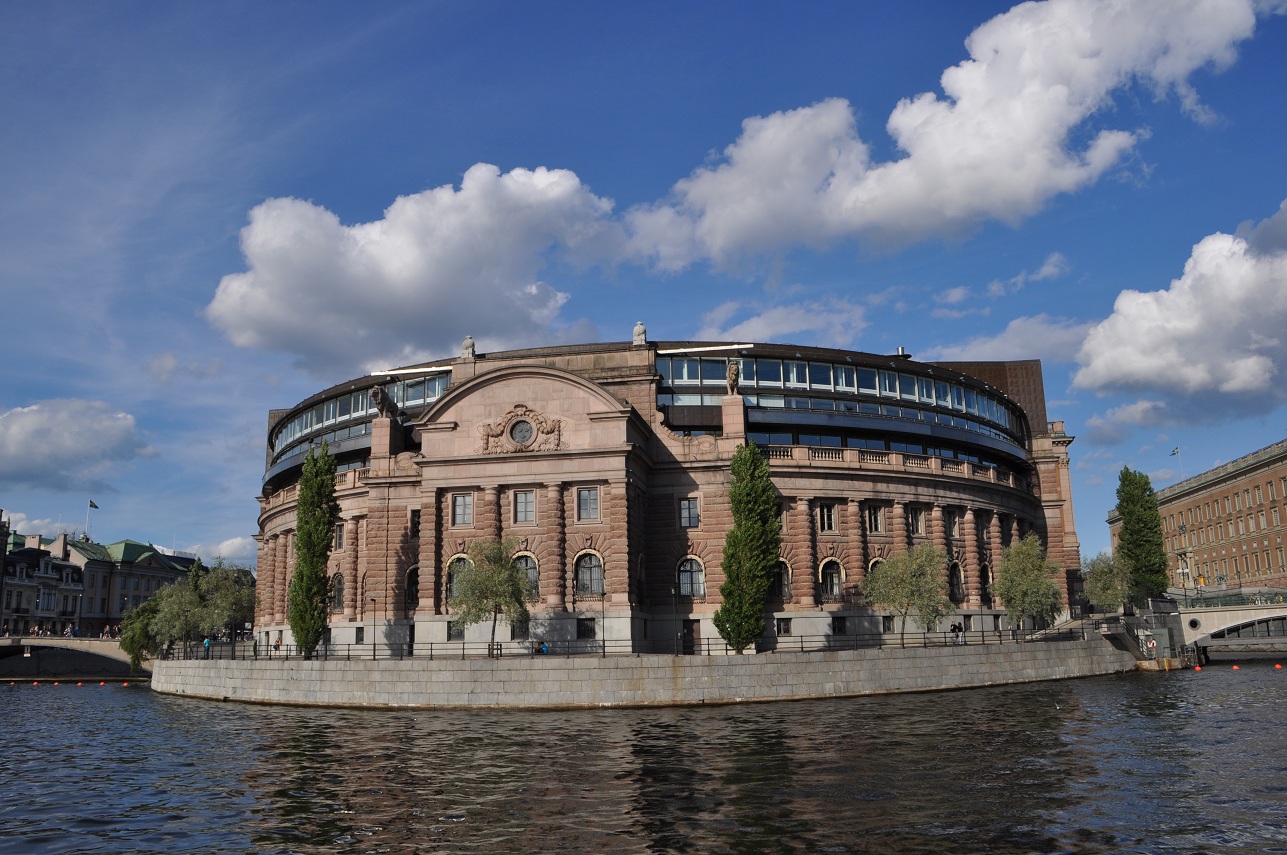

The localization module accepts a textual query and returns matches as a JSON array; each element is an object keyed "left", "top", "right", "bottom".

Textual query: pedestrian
[
  {"left": 203, "top": 636, "right": 212, "bottom": 659},
  {"left": 273, "top": 637, "right": 281, "bottom": 656}
]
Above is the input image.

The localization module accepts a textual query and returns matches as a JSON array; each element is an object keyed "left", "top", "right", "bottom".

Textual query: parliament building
[{"left": 253, "top": 327, "right": 1080, "bottom": 653}]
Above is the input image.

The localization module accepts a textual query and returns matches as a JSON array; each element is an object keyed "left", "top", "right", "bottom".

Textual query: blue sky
[{"left": 3, "top": 0, "right": 1287, "bottom": 565}]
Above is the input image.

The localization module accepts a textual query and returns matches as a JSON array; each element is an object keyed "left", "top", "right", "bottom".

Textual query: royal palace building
[
  {"left": 254, "top": 327, "right": 1080, "bottom": 652},
  {"left": 1109, "top": 439, "right": 1287, "bottom": 598}
]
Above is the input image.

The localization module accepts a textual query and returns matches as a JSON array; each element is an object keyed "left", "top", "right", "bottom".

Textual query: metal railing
[{"left": 163, "top": 625, "right": 1089, "bottom": 662}]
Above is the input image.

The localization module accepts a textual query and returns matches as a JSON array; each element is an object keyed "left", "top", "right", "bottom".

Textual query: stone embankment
[{"left": 151, "top": 637, "right": 1137, "bottom": 708}]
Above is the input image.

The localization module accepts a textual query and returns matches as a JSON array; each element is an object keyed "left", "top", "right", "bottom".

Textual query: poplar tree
[
  {"left": 862, "top": 543, "right": 950, "bottom": 647},
  {"left": 994, "top": 533, "right": 1064, "bottom": 635},
  {"left": 288, "top": 444, "right": 339, "bottom": 657},
  {"left": 714, "top": 442, "right": 782, "bottom": 653},
  {"left": 1114, "top": 466, "right": 1168, "bottom": 604}
]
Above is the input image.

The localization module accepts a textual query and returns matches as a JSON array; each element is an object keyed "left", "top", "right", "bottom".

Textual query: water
[{"left": 2, "top": 663, "right": 1286, "bottom": 854}]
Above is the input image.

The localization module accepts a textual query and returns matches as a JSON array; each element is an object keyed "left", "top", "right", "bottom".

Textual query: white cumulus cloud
[
  {"left": 0, "top": 400, "right": 150, "bottom": 491},
  {"left": 1074, "top": 198, "right": 1287, "bottom": 416},
  {"left": 626, "top": 0, "right": 1260, "bottom": 268},
  {"left": 923, "top": 314, "right": 1093, "bottom": 363},
  {"left": 695, "top": 299, "right": 869, "bottom": 348},
  {"left": 205, "top": 164, "right": 621, "bottom": 374}
]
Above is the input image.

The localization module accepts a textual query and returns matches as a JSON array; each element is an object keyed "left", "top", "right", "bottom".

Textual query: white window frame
[
  {"left": 577, "top": 487, "right": 600, "bottom": 522},
  {"left": 451, "top": 493, "right": 474, "bottom": 527}
]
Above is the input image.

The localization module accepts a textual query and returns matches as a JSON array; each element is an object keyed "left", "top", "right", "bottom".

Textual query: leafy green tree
[
  {"left": 713, "top": 442, "right": 782, "bottom": 653},
  {"left": 452, "top": 536, "right": 536, "bottom": 648},
  {"left": 118, "top": 596, "right": 163, "bottom": 672},
  {"left": 201, "top": 561, "right": 257, "bottom": 639},
  {"left": 863, "top": 543, "right": 950, "bottom": 647},
  {"left": 1082, "top": 551, "right": 1133, "bottom": 613},
  {"left": 288, "top": 443, "right": 339, "bottom": 657},
  {"left": 1114, "top": 467, "right": 1168, "bottom": 604},
  {"left": 994, "top": 534, "right": 1064, "bottom": 635}
]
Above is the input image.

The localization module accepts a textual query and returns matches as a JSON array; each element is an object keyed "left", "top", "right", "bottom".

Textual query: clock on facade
[{"left": 509, "top": 419, "right": 534, "bottom": 445}]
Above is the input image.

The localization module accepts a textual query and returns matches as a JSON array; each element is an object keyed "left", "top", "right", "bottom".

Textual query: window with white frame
[
  {"left": 679, "top": 497, "right": 700, "bottom": 528},
  {"left": 334, "top": 523, "right": 345, "bottom": 550},
  {"left": 819, "top": 560, "right": 842, "bottom": 597},
  {"left": 514, "top": 490, "right": 535, "bottom": 524},
  {"left": 451, "top": 493, "right": 474, "bottom": 526},
  {"left": 446, "top": 556, "right": 471, "bottom": 600},
  {"left": 515, "top": 554, "right": 539, "bottom": 599},
  {"left": 577, "top": 487, "right": 600, "bottom": 522},
  {"left": 574, "top": 553, "right": 604, "bottom": 595},
  {"left": 818, "top": 502, "right": 836, "bottom": 533},
  {"left": 866, "top": 505, "right": 883, "bottom": 533},
  {"left": 909, "top": 506, "right": 925, "bottom": 536},
  {"left": 677, "top": 558, "right": 705, "bottom": 597}
]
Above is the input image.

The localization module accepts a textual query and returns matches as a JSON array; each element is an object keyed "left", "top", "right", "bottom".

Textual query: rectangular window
[
  {"left": 1260, "top": 511, "right": 1267, "bottom": 530},
  {"left": 334, "top": 524, "right": 345, "bottom": 550},
  {"left": 775, "top": 617, "right": 792, "bottom": 637},
  {"left": 577, "top": 487, "right": 600, "bottom": 521},
  {"left": 409, "top": 509, "right": 421, "bottom": 540},
  {"left": 355, "top": 626, "right": 365, "bottom": 645},
  {"left": 757, "top": 359, "right": 783, "bottom": 387},
  {"left": 834, "top": 365, "right": 855, "bottom": 391},
  {"left": 866, "top": 505, "right": 883, "bottom": 533},
  {"left": 451, "top": 493, "right": 474, "bottom": 526},
  {"left": 1271, "top": 481, "right": 1278, "bottom": 501},
  {"left": 514, "top": 490, "right": 535, "bottom": 524},
  {"left": 447, "top": 621, "right": 463, "bottom": 641},
  {"left": 1274, "top": 507, "right": 1281, "bottom": 526},
  {"left": 1256, "top": 485, "right": 1263, "bottom": 504},
  {"left": 882, "top": 615, "right": 895, "bottom": 633},
  {"left": 879, "top": 370, "right": 899, "bottom": 398},
  {"left": 910, "top": 507, "right": 925, "bottom": 535},
  {"left": 576, "top": 617, "right": 597, "bottom": 640},
  {"left": 831, "top": 615, "right": 848, "bottom": 636},
  {"left": 679, "top": 497, "right": 700, "bottom": 528},
  {"left": 808, "top": 362, "right": 833, "bottom": 389},
  {"left": 784, "top": 360, "right": 809, "bottom": 388},
  {"left": 857, "top": 368, "right": 878, "bottom": 394},
  {"left": 818, "top": 502, "right": 836, "bottom": 533}
]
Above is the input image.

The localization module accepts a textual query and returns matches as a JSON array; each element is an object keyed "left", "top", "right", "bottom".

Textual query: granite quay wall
[{"left": 150, "top": 638, "right": 1138, "bottom": 709}]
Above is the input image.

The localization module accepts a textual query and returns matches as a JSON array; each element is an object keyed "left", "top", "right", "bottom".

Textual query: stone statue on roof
[
  {"left": 461, "top": 335, "right": 476, "bottom": 360},
  {"left": 632, "top": 321, "right": 646, "bottom": 347},
  {"left": 726, "top": 359, "right": 740, "bottom": 396}
]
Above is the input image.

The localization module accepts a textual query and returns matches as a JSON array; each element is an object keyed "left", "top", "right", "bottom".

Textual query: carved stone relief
[{"left": 476, "top": 404, "right": 566, "bottom": 454}]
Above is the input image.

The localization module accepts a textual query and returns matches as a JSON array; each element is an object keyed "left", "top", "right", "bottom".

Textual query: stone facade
[
  {"left": 1108, "top": 438, "right": 1287, "bottom": 595},
  {"left": 255, "top": 338, "right": 1080, "bottom": 652}
]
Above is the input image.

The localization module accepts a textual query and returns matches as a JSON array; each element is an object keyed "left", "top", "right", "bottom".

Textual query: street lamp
[{"left": 368, "top": 596, "right": 376, "bottom": 660}]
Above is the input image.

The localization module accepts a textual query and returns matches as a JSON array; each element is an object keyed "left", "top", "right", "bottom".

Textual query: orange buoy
[
  {"left": 32, "top": 681, "right": 38, "bottom": 685},
  {"left": 77, "top": 682, "right": 83, "bottom": 686},
  {"left": 1194, "top": 665, "right": 1202, "bottom": 671},
  {"left": 1232, "top": 665, "right": 1240, "bottom": 670},
  {"left": 99, "top": 681, "right": 105, "bottom": 686},
  {"left": 123, "top": 682, "right": 129, "bottom": 687}
]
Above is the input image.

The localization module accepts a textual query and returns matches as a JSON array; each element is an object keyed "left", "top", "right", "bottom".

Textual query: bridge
[
  {"left": 1175, "top": 596, "right": 1287, "bottom": 649},
  {"left": 0, "top": 636, "right": 135, "bottom": 666}
]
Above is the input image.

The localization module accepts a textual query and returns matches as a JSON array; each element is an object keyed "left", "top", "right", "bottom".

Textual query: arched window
[
  {"left": 574, "top": 553, "right": 604, "bottom": 596},
  {"left": 677, "top": 558, "right": 705, "bottom": 597},
  {"left": 819, "top": 559, "right": 842, "bottom": 597},
  {"left": 515, "top": 554, "right": 539, "bottom": 600},
  {"left": 777, "top": 560, "right": 792, "bottom": 600},
  {"left": 446, "top": 556, "right": 471, "bottom": 601},
  {"left": 948, "top": 561, "right": 965, "bottom": 605},
  {"left": 405, "top": 566, "right": 420, "bottom": 609},
  {"left": 330, "top": 573, "right": 344, "bottom": 613}
]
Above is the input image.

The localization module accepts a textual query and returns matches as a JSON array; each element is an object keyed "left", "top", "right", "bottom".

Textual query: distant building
[
  {"left": 1107, "top": 439, "right": 1287, "bottom": 597},
  {"left": 0, "top": 525, "right": 196, "bottom": 637},
  {"left": 255, "top": 334, "right": 1080, "bottom": 653}
]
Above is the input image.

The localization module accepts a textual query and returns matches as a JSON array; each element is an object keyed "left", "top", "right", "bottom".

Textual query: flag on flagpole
[
  {"left": 88, "top": 500, "right": 99, "bottom": 509},
  {"left": 1170, "top": 448, "right": 1179, "bottom": 456}
]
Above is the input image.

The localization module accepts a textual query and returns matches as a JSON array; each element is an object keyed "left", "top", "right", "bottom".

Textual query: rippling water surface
[{"left": 2, "top": 662, "right": 1286, "bottom": 854}]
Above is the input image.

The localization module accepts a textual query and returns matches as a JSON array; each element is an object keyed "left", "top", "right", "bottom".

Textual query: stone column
[
  {"left": 343, "top": 518, "right": 359, "bottom": 621},
  {"left": 963, "top": 508, "right": 980, "bottom": 607},
  {"left": 483, "top": 486, "right": 501, "bottom": 540},
  {"left": 604, "top": 480, "right": 629, "bottom": 606},
  {"left": 847, "top": 500, "right": 865, "bottom": 587},
  {"left": 257, "top": 536, "right": 275, "bottom": 627},
  {"left": 891, "top": 500, "right": 908, "bottom": 554},
  {"left": 543, "top": 482, "right": 566, "bottom": 608},
  {"left": 931, "top": 505, "right": 949, "bottom": 593},
  {"left": 420, "top": 495, "right": 439, "bottom": 615},
  {"left": 788, "top": 497, "right": 816, "bottom": 607},
  {"left": 989, "top": 512, "right": 1004, "bottom": 574}
]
